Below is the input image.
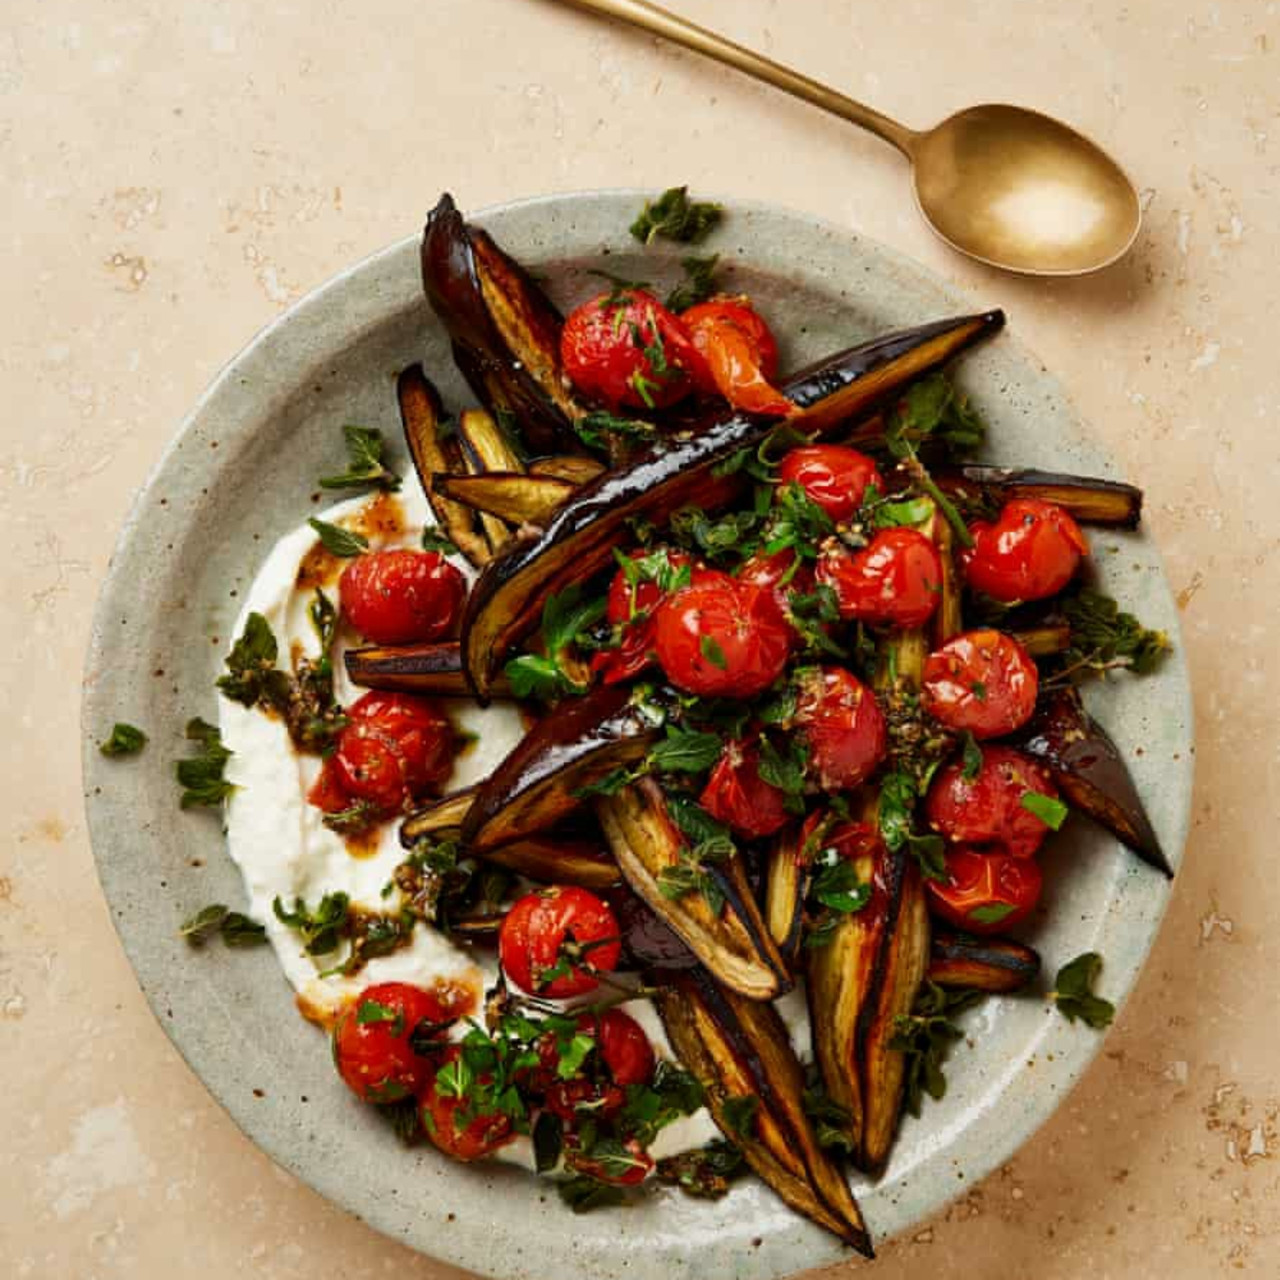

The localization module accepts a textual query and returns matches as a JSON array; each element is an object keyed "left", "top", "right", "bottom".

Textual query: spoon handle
[{"left": 553, "top": 0, "right": 918, "bottom": 156}]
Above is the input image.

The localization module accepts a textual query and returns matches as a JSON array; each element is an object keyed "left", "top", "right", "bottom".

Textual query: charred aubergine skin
[
  {"left": 654, "top": 968, "right": 874, "bottom": 1256},
  {"left": 458, "top": 310, "right": 1005, "bottom": 697}
]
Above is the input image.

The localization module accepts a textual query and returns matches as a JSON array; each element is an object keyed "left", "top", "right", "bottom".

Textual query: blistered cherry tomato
[
  {"left": 794, "top": 665, "right": 887, "bottom": 791},
  {"left": 592, "top": 549, "right": 694, "bottom": 685},
  {"left": 332, "top": 692, "right": 454, "bottom": 812},
  {"left": 499, "top": 886, "right": 622, "bottom": 998},
  {"left": 561, "top": 290, "right": 698, "bottom": 410},
  {"left": 777, "top": 446, "right": 883, "bottom": 522},
  {"left": 924, "top": 847, "right": 1043, "bottom": 934},
  {"left": 339, "top": 549, "right": 467, "bottom": 646},
  {"left": 737, "top": 548, "right": 816, "bottom": 648},
  {"left": 817, "top": 528, "right": 943, "bottom": 628},
  {"left": 420, "top": 1046, "right": 515, "bottom": 1161},
  {"left": 922, "top": 629, "right": 1038, "bottom": 740},
  {"left": 541, "top": 1009, "right": 656, "bottom": 1123},
  {"left": 681, "top": 298, "right": 791, "bottom": 416},
  {"left": 654, "top": 571, "right": 791, "bottom": 698},
  {"left": 925, "top": 745, "right": 1061, "bottom": 858},
  {"left": 332, "top": 725, "right": 408, "bottom": 812},
  {"left": 332, "top": 982, "right": 463, "bottom": 1103},
  {"left": 564, "top": 1135, "right": 654, "bottom": 1186},
  {"left": 699, "top": 740, "right": 790, "bottom": 839},
  {"left": 961, "top": 498, "right": 1089, "bottom": 603}
]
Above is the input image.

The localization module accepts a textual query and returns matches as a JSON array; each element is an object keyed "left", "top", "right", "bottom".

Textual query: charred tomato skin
[
  {"left": 680, "top": 298, "right": 791, "bottom": 416},
  {"left": 498, "top": 886, "right": 622, "bottom": 998},
  {"left": 794, "top": 665, "right": 888, "bottom": 791},
  {"left": 653, "top": 571, "right": 792, "bottom": 698},
  {"left": 332, "top": 981, "right": 461, "bottom": 1103},
  {"left": 924, "top": 846, "right": 1043, "bottom": 934},
  {"left": 777, "top": 445, "right": 883, "bottom": 522},
  {"left": 961, "top": 497, "right": 1089, "bottom": 603},
  {"left": 921, "top": 629, "right": 1039, "bottom": 740},
  {"left": 560, "top": 290, "right": 697, "bottom": 410},
  {"left": 816, "top": 527, "right": 943, "bottom": 628},
  {"left": 699, "top": 740, "right": 791, "bottom": 839},
  {"left": 339, "top": 548, "right": 467, "bottom": 646},
  {"left": 925, "top": 745, "right": 1061, "bottom": 858},
  {"left": 419, "top": 1045, "right": 516, "bottom": 1161}
]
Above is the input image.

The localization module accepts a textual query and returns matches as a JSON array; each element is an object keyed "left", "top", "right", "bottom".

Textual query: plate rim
[{"left": 81, "top": 188, "right": 1194, "bottom": 1279}]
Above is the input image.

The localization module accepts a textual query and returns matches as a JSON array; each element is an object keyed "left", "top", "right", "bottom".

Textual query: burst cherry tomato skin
[
  {"left": 332, "top": 982, "right": 462, "bottom": 1103},
  {"left": 592, "top": 550, "right": 694, "bottom": 685},
  {"left": 794, "top": 665, "right": 888, "bottom": 791},
  {"left": 498, "top": 886, "right": 622, "bottom": 998},
  {"left": 699, "top": 741, "right": 790, "bottom": 839},
  {"left": 925, "top": 745, "right": 1060, "bottom": 858},
  {"left": 331, "top": 692, "right": 454, "bottom": 812},
  {"left": 922, "top": 629, "right": 1039, "bottom": 740},
  {"left": 419, "top": 1046, "right": 516, "bottom": 1162},
  {"left": 654, "top": 572, "right": 792, "bottom": 698},
  {"left": 561, "top": 290, "right": 698, "bottom": 410},
  {"left": 961, "top": 498, "right": 1089, "bottom": 603},
  {"left": 339, "top": 549, "right": 467, "bottom": 646},
  {"left": 816, "top": 528, "right": 944, "bottom": 628},
  {"left": 777, "top": 446, "right": 883, "bottom": 522},
  {"left": 680, "top": 299, "right": 791, "bottom": 416},
  {"left": 924, "top": 847, "right": 1043, "bottom": 934}
]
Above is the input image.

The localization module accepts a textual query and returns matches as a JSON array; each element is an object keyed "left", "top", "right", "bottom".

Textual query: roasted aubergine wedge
[
  {"left": 1013, "top": 684, "right": 1172, "bottom": 876},
  {"left": 654, "top": 969, "right": 873, "bottom": 1256},
  {"left": 421, "top": 193, "right": 584, "bottom": 455},
  {"left": 434, "top": 471, "right": 576, "bottom": 527},
  {"left": 597, "top": 778, "right": 788, "bottom": 1001},
  {"left": 459, "top": 310, "right": 1004, "bottom": 697},
  {"left": 928, "top": 931, "right": 1041, "bottom": 993},
  {"left": 346, "top": 640, "right": 513, "bottom": 699}
]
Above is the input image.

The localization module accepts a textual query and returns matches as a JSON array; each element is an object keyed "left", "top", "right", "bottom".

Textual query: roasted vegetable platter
[{"left": 83, "top": 190, "right": 1192, "bottom": 1280}]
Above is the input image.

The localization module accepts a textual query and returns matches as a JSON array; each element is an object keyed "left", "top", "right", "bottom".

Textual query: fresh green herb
[
  {"left": 883, "top": 371, "right": 986, "bottom": 460},
  {"left": 969, "top": 902, "right": 1017, "bottom": 925},
  {"left": 757, "top": 735, "right": 808, "bottom": 814},
  {"left": 665, "top": 253, "right": 720, "bottom": 312},
  {"left": 309, "top": 588, "right": 337, "bottom": 651},
  {"left": 721, "top": 1094, "right": 759, "bottom": 1140},
  {"left": 630, "top": 186, "right": 723, "bottom": 245},
  {"left": 272, "top": 891, "right": 350, "bottom": 955},
  {"left": 308, "top": 517, "right": 369, "bottom": 558},
  {"left": 179, "top": 903, "right": 267, "bottom": 948},
  {"left": 556, "top": 1032, "right": 597, "bottom": 1081},
  {"left": 176, "top": 717, "right": 235, "bottom": 808},
  {"left": 649, "top": 725, "right": 723, "bottom": 775},
  {"left": 319, "top": 424, "right": 401, "bottom": 492},
  {"left": 1020, "top": 791, "right": 1069, "bottom": 830},
  {"left": 356, "top": 998, "right": 405, "bottom": 1035},
  {"left": 960, "top": 731, "right": 983, "bottom": 781},
  {"left": 420, "top": 527, "right": 459, "bottom": 555},
  {"left": 587, "top": 268, "right": 652, "bottom": 305},
  {"left": 100, "top": 722, "right": 147, "bottom": 757},
  {"left": 810, "top": 854, "right": 872, "bottom": 916},
  {"left": 1059, "top": 587, "right": 1170, "bottom": 677},
  {"left": 574, "top": 410, "right": 657, "bottom": 453},
  {"left": 617, "top": 1060, "right": 706, "bottom": 1147},
  {"left": 557, "top": 1174, "right": 627, "bottom": 1213},
  {"left": 871, "top": 494, "right": 936, "bottom": 529},
  {"left": 216, "top": 612, "right": 290, "bottom": 708},
  {"left": 655, "top": 1140, "right": 745, "bottom": 1198},
  {"left": 613, "top": 546, "right": 692, "bottom": 602},
  {"left": 785, "top": 584, "right": 848, "bottom": 659},
  {"left": 1052, "top": 952, "right": 1115, "bottom": 1029},
  {"left": 699, "top": 635, "right": 728, "bottom": 670},
  {"left": 657, "top": 797, "right": 735, "bottom": 915},
  {"left": 802, "top": 1083, "right": 856, "bottom": 1155},
  {"left": 503, "top": 583, "right": 608, "bottom": 700},
  {"left": 377, "top": 1096, "right": 422, "bottom": 1144},
  {"left": 322, "top": 799, "right": 381, "bottom": 836},
  {"left": 763, "top": 481, "right": 835, "bottom": 560},
  {"left": 890, "top": 981, "right": 986, "bottom": 1115},
  {"left": 878, "top": 768, "right": 948, "bottom": 881},
  {"left": 969, "top": 679, "right": 988, "bottom": 701}
]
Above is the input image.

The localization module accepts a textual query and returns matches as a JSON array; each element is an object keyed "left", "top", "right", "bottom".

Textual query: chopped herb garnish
[
  {"left": 968, "top": 902, "right": 1017, "bottom": 924},
  {"left": 1059, "top": 587, "right": 1170, "bottom": 677},
  {"left": 357, "top": 998, "right": 405, "bottom": 1035},
  {"left": 720, "top": 1094, "right": 759, "bottom": 1140},
  {"left": 699, "top": 635, "right": 728, "bottom": 670},
  {"left": 960, "top": 731, "right": 983, "bottom": 781},
  {"left": 1052, "top": 951, "right": 1115, "bottom": 1029},
  {"left": 657, "top": 797, "right": 735, "bottom": 914},
  {"left": 1020, "top": 791, "right": 1069, "bottom": 830},
  {"left": 176, "top": 717, "right": 235, "bottom": 808},
  {"left": 272, "top": 891, "right": 350, "bottom": 955},
  {"left": 558, "top": 1174, "right": 626, "bottom": 1213},
  {"left": 665, "top": 253, "right": 720, "bottom": 312},
  {"left": 878, "top": 767, "right": 948, "bottom": 881},
  {"left": 319, "top": 424, "right": 401, "bottom": 492},
  {"left": 180, "top": 903, "right": 267, "bottom": 948},
  {"left": 308, "top": 517, "right": 369, "bottom": 558},
  {"left": 802, "top": 1082, "right": 856, "bottom": 1154},
  {"left": 100, "top": 722, "right": 147, "bottom": 757},
  {"left": 882, "top": 371, "right": 986, "bottom": 460},
  {"left": 216, "top": 611, "right": 290, "bottom": 708},
  {"left": 655, "top": 1140, "right": 744, "bottom": 1199},
  {"left": 889, "top": 981, "right": 986, "bottom": 1115},
  {"left": 421, "top": 527, "right": 459, "bottom": 555},
  {"left": 503, "top": 583, "right": 608, "bottom": 701},
  {"left": 574, "top": 410, "right": 656, "bottom": 454},
  {"left": 533, "top": 1111, "right": 565, "bottom": 1173},
  {"left": 630, "top": 186, "right": 723, "bottom": 245},
  {"left": 648, "top": 725, "right": 723, "bottom": 775},
  {"left": 322, "top": 798, "right": 381, "bottom": 836},
  {"left": 309, "top": 588, "right": 337, "bottom": 651}
]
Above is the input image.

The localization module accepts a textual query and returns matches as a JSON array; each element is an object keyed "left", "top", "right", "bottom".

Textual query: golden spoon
[{"left": 554, "top": 0, "right": 1141, "bottom": 276}]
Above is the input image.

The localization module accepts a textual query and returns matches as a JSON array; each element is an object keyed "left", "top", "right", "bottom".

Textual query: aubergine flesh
[
  {"left": 346, "top": 640, "right": 514, "bottom": 699},
  {"left": 928, "top": 931, "right": 1041, "bottom": 993},
  {"left": 435, "top": 471, "right": 576, "bottom": 527}
]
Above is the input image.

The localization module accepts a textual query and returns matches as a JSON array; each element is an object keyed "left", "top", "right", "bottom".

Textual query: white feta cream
[{"left": 218, "top": 488, "right": 720, "bottom": 1166}]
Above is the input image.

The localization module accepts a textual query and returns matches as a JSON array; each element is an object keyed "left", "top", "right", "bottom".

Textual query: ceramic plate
[{"left": 81, "top": 192, "right": 1192, "bottom": 1279}]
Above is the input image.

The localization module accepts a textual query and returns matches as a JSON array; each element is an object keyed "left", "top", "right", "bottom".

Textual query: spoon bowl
[{"left": 911, "top": 104, "right": 1141, "bottom": 275}]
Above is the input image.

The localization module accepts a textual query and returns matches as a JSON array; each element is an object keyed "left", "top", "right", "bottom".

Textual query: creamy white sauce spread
[{"left": 218, "top": 488, "right": 719, "bottom": 1166}]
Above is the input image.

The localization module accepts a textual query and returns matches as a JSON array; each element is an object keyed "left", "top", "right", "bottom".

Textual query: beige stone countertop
[{"left": 3, "top": 0, "right": 1277, "bottom": 1275}]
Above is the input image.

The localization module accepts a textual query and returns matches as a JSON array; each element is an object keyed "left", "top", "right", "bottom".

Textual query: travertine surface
[{"left": 2, "top": 1, "right": 1276, "bottom": 1276}]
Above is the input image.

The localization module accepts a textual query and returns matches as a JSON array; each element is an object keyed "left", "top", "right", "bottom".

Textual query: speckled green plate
[{"left": 81, "top": 192, "right": 1192, "bottom": 1279}]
